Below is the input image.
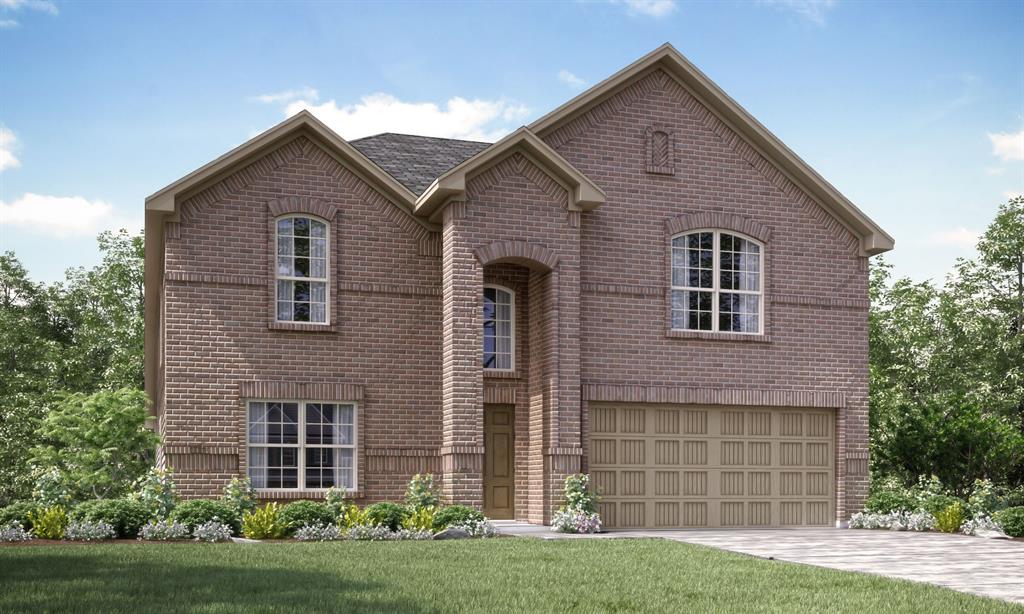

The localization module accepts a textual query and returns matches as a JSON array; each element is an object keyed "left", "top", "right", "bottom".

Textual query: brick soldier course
[{"left": 144, "top": 44, "right": 892, "bottom": 527}]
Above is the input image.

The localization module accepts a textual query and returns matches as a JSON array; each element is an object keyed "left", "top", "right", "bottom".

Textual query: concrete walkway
[{"left": 493, "top": 522, "right": 1024, "bottom": 604}]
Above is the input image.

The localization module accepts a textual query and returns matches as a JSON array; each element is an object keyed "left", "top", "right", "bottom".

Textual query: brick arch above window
[
  {"left": 474, "top": 240, "right": 559, "bottom": 273},
  {"left": 665, "top": 212, "right": 771, "bottom": 244},
  {"left": 267, "top": 196, "right": 338, "bottom": 221}
]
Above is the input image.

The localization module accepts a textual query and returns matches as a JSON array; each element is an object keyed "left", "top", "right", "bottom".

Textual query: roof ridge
[{"left": 350, "top": 132, "right": 493, "bottom": 145}]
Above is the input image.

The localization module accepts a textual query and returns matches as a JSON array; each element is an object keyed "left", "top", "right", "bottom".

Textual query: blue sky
[{"left": 1, "top": 0, "right": 1021, "bottom": 283}]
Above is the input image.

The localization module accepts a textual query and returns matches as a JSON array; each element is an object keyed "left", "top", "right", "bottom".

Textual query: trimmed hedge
[
  {"left": 278, "top": 501, "right": 336, "bottom": 534},
  {"left": 432, "top": 505, "right": 484, "bottom": 530},
  {"left": 362, "top": 503, "right": 408, "bottom": 531},
  {"left": 168, "top": 500, "right": 241, "bottom": 535},
  {"left": 71, "top": 499, "right": 152, "bottom": 538}
]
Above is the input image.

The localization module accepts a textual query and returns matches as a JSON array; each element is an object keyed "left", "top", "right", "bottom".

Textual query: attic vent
[{"left": 646, "top": 127, "right": 675, "bottom": 176}]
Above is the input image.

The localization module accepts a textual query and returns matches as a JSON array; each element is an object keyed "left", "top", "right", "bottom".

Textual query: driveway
[{"left": 494, "top": 523, "right": 1024, "bottom": 604}]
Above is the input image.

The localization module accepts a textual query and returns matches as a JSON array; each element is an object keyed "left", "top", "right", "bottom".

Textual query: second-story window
[
  {"left": 483, "top": 285, "right": 514, "bottom": 370},
  {"left": 276, "top": 216, "right": 328, "bottom": 324},
  {"left": 671, "top": 230, "right": 763, "bottom": 334}
]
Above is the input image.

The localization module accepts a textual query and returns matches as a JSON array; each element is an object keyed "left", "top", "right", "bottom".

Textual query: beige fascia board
[
  {"left": 529, "top": 43, "right": 894, "bottom": 256},
  {"left": 144, "top": 110, "right": 427, "bottom": 227},
  {"left": 414, "top": 127, "right": 606, "bottom": 219},
  {"left": 143, "top": 209, "right": 166, "bottom": 416}
]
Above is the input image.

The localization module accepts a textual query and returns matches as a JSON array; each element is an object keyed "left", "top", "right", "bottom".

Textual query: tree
[
  {"left": 869, "top": 197, "right": 1024, "bottom": 492},
  {"left": 30, "top": 388, "right": 159, "bottom": 502}
]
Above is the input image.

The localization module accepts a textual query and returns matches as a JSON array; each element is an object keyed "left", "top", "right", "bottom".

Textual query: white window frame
[
  {"left": 670, "top": 229, "right": 765, "bottom": 335},
  {"left": 275, "top": 215, "right": 330, "bottom": 325},
  {"left": 483, "top": 284, "right": 516, "bottom": 372},
  {"left": 245, "top": 399, "right": 357, "bottom": 492}
]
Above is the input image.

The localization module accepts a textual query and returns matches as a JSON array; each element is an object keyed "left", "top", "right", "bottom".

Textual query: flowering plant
[
  {"left": 139, "top": 519, "right": 191, "bottom": 541},
  {"left": 452, "top": 518, "right": 498, "bottom": 538},
  {"left": 64, "top": 520, "right": 116, "bottom": 541},
  {"left": 294, "top": 523, "right": 343, "bottom": 542},
  {"left": 345, "top": 525, "right": 432, "bottom": 541},
  {"left": 850, "top": 510, "right": 934, "bottom": 531},
  {"left": 960, "top": 515, "right": 1005, "bottom": 537},
  {"left": 552, "top": 509, "right": 602, "bottom": 534},
  {"left": 132, "top": 467, "right": 178, "bottom": 519},
  {"left": 192, "top": 519, "right": 233, "bottom": 542},
  {"left": 0, "top": 522, "right": 33, "bottom": 542}
]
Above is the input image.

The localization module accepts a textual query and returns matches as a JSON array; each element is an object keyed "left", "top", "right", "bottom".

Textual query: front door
[{"left": 483, "top": 404, "right": 515, "bottom": 519}]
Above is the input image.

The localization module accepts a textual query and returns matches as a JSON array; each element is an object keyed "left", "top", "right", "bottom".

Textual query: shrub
[
  {"left": 563, "top": 474, "right": 599, "bottom": 514},
  {"left": 324, "top": 487, "right": 351, "bottom": 517},
  {"left": 999, "top": 487, "right": 1024, "bottom": 510},
  {"left": 139, "top": 519, "right": 191, "bottom": 541},
  {"left": 64, "top": 520, "right": 115, "bottom": 541},
  {"left": 966, "top": 478, "right": 999, "bottom": 518},
  {"left": 551, "top": 509, "right": 602, "bottom": 534},
  {"left": 994, "top": 506, "right": 1024, "bottom": 538},
  {"left": 168, "top": 500, "right": 240, "bottom": 535},
  {"left": 402, "top": 507, "right": 435, "bottom": 531},
  {"left": 242, "top": 503, "right": 288, "bottom": 539},
  {"left": 432, "top": 505, "right": 484, "bottom": 530},
  {"left": 864, "top": 489, "right": 917, "bottom": 514},
  {"left": 345, "top": 525, "right": 431, "bottom": 541},
  {"left": 294, "top": 523, "right": 343, "bottom": 542},
  {"left": 192, "top": 520, "right": 233, "bottom": 543},
  {"left": 0, "top": 522, "right": 33, "bottom": 542},
  {"left": 222, "top": 477, "right": 258, "bottom": 517},
  {"left": 28, "top": 505, "right": 68, "bottom": 539},
  {"left": 934, "top": 502, "right": 965, "bottom": 533},
  {"left": 404, "top": 474, "right": 439, "bottom": 511},
  {"left": 339, "top": 504, "right": 369, "bottom": 529},
  {"left": 132, "top": 467, "right": 177, "bottom": 519},
  {"left": 32, "top": 468, "right": 74, "bottom": 508},
  {"left": 849, "top": 510, "right": 934, "bottom": 531},
  {"left": 362, "top": 502, "right": 409, "bottom": 531},
  {"left": 279, "top": 501, "right": 336, "bottom": 534},
  {"left": 0, "top": 501, "right": 40, "bottom": 530},
  {"left": 71, "top": 498, "right": 152, "bottom": 538},
  {"left": 920, "top": 494, "right": 964, "bottom": 517}
]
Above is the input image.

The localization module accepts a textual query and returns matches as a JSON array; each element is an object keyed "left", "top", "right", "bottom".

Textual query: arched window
[
  {"left": 671, "top": 230, "right": 762, "bottom": 334},
  {"left": 276, "top": 215, "right": 329, "bottom": 324},
  {"left": 483, "top": 285, "right": 514, "bottom": 370}
]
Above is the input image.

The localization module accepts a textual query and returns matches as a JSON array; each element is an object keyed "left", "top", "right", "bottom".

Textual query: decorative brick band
[
  {"left": 338, "top": 282, "right": 441, "bottom": 297},
  {"left": 580, "top": 282, "right": 867, "bottom": 311},
  {"left": 165, "top": 271, "right": 264, "bottom": 287},
  {"left": 666, "top": 330, "right": 772, "bottom": 343},
  {"left": 583, "top": 383, "right": 845, "bottom": 408},
  {"left": 665, "top": 211, "right": 771, "bottom": 243},
  {"left": 164, "top": 451, "right": 238, "bottom": 472},
  {"left": 545, "top": 447, "right": 583, "bottom": 456},
  {"left": 164, "top": 445, "right": 239, "bottom": 455},
  {"left": 581, "top": 282, "right": 661, "bottom": 297},
  {"left": 474, "top": 240, "right": 560, "bottom": 273},
  {"left": 237, "top": 380, "right": 365, "bottom": 401},
  {"left": 364, "top": 448, "right": 440, "bottom": 457},
  {"left": 483, "top": 383, "right": 516, "bottom": 404},
  {"left": 267, "top": 196, "right": 338, "bottom": 221},
  {"left": 769, "top": 293, "right": 869, "bottom": 310},
  {"left": 439, "top": 446, "right": 486, "bottom": 456},
  {"left": 268, "top": 321, "right": 337, "bottom": 333},
  {"left": 257, "top": 489, "right": 363, "bottom": 501}
]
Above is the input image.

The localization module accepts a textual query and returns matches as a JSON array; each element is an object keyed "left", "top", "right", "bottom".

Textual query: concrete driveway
[{"left": 495, "top": 523, "right": 1024, "bottom": 604}]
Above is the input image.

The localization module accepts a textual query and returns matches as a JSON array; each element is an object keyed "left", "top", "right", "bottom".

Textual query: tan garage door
[{"left": 588, "top": 405, "right": 834, "bottom": 529}]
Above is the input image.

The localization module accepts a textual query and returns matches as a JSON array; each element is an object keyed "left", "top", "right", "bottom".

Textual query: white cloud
[
  {"left": 924, "top": 227, "right": 979, "bottom": 248},
  {"left": 284, "top": 93, "right": 530, "bottom": 141},
  {"left": 611, "top": 0, "right": 677, "bottom": 18},
  {"left": 758, "top": 0, "right": 836, "bottom": 25},
  {"left": 988, "top": 130, "right": 1024, "bottom": 162},
  {"left": 248, "top": 87, "right": 319, "bottom": 104},
  {"left": 0, "top": 0, "right": 58, "bottom": 15},
  {"left": 985, "top": 167, "right": 1006, "bottom": 176},
  {"left": 0, "top": 126, "right": 20, "bottom": 172},
  {"left": 0, "top": 18, "right": 18, "bottom": 27},
  {"left": 0, "top": 193, "right": 121, "bottom": 237},
  {"left": 558, "top": 69, "right": 587, "bottom": 89}
]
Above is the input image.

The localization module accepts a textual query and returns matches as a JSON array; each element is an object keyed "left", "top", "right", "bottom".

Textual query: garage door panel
[{"left": 588, "top": 405, "right": 834, "bottom": 529}]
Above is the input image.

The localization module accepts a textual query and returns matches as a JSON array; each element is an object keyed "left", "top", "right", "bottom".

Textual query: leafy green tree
[{"left": 30, "top": 388, "right": 159, "bottom": 502}]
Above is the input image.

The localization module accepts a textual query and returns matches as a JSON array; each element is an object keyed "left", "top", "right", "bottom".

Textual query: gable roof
[
  {"left": 529, "top": 43, "right": 894, "bottom": 256},
  {"left": 350, "top": 133, "right": 491, "bottom": 196},
  {"left": 414, "top": 127, "right": 606, "bottom": 221}
]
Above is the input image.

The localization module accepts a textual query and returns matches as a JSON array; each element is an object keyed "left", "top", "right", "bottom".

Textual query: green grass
[{"left": 0, "top": 538, "right": 1018, "bottom": 613}]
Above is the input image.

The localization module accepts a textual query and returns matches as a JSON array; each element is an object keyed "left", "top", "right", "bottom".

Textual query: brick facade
[{"left": 149, "top": 48, "right": 885, "bottom": 524}]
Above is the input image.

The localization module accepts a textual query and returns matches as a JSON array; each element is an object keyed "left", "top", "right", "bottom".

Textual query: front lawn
[{"left": 0, "top": 538, "right": 1017, "bottom": 613}]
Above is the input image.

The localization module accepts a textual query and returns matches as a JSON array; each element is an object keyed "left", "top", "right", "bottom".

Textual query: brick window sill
[
  {"left": 666, "top": 329, "right": 771, "bottom": 343},
  {"left": 268, "top": 322, "right": 337, "bottom": 333},
  {"left": 484, "top": 370, "right": 519, "bottom": 379},
  {"left": 257, "top": 489, "right": 362, "bottom": 500}
]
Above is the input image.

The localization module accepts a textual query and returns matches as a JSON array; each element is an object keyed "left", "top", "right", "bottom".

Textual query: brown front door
[{"left": 483, "top": 404, "right": 515, "bottom": 519}]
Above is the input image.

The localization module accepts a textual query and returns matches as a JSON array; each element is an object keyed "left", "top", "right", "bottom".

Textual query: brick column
[{"left": 440, "top": 202, "right": 484, "bottom": 506}]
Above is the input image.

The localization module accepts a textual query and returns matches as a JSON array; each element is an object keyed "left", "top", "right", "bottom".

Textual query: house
[{"left": 143, "top": 44, "right": 893, "bottom": 528}]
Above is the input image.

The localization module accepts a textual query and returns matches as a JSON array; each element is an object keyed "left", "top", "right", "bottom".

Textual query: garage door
[{"left": 588, "top": 405, "right": 834, "bottom": 529}]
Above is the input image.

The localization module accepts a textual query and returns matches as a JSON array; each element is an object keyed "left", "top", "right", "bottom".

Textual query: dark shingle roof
[{"left": 350, "top": 133, "right": 491, "bottom": 196}]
